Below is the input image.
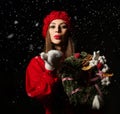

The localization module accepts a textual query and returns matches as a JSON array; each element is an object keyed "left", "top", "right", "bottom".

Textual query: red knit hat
[{"left": 42, "top": 10, "right": 71, "bottom": 38}]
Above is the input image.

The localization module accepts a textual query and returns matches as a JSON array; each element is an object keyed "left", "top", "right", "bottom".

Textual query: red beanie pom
[{"left": 42, "top": 10, "right": 71, "bottom": 38}]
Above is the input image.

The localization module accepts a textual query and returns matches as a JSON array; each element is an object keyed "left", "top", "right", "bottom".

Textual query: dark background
[{"left": 0, "top": 0, "right": 120, "bottom": 113}]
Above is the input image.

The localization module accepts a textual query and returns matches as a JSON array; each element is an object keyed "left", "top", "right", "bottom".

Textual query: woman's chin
[{"left": 52, "top": 41, "right": 62, "bottom": 45}]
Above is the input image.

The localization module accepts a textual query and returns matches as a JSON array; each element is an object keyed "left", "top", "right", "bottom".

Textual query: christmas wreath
[{"left": 60, "top": 51, "right": 113, "bottom": 109}]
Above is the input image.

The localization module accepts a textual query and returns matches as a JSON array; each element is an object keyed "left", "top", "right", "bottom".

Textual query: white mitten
[{"left": 40, "top": 50, "right": 63, "bottom": 70}]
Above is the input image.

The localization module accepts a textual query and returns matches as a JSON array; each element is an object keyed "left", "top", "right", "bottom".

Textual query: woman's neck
[
  {"left": 54, "top": 45, "right": 62, "bottom": 51},
  {"left": 53, "top": 44, "right": 67, "bottom": 59}
]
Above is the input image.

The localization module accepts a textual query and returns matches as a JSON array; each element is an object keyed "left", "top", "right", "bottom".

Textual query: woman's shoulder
[{"left": 28, "top": 55, "right": 44, "bottom": 66}]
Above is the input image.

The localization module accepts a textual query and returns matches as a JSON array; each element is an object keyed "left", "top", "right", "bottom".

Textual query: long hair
[{"left": 43, "top": 30, "right": 75, "bottom": 58}]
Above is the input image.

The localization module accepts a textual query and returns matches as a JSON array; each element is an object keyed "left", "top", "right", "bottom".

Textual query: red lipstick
[{"left": 54, "top": 35, "right": 61, "bottom": 39}]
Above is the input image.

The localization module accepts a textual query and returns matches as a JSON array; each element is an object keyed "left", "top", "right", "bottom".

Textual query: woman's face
[{"left": 48, "top": 19, "right": 68, "bottom": 45}]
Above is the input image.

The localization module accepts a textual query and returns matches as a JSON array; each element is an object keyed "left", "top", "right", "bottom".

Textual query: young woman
[
  {"left": 25, "top": 10, "right": 113, "bottom": 114},
  {"left": 25, "top": 10, "right": 75, "bottom": 114}
]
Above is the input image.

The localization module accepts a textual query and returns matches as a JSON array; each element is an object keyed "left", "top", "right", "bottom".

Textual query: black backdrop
[{"left": 0, "top": 0, "right": 120, "bottom": 114}]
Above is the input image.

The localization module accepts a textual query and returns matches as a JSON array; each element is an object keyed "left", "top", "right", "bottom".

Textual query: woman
[
  {"left": 25, "top": 10, "right": 75, "bottom": 114},
  {"left": 25, "top": 10, "right": 113, "bottom": 114}
]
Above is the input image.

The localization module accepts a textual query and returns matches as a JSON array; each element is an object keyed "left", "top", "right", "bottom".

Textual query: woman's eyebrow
[
  {"left": 50, "top": 22, "right": 66, "bottom": 25},
  {"left": 50, "top": 22, "right": 56, "bottom": 24}
]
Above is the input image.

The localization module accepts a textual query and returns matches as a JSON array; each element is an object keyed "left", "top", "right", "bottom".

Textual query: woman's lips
[{"left": 54, "top": 35, "right": 61, "bottom": 39}]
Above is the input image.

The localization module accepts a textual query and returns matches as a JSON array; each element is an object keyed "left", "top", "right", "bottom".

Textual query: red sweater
[{"left": 25, "top": 56, "right": 73, "bottom": 114}]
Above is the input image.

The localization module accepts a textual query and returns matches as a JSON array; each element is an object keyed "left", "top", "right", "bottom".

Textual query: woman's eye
[
  {"left": 49, "top": 25, "right": 55, "bottom": 28},
  {"left": 61, "top": 25, "right": 68, "bottom": 29}
]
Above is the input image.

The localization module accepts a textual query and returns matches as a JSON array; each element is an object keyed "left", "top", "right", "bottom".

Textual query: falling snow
[{"left": 0, "top": 0, "right": 120, "bottom": 113}]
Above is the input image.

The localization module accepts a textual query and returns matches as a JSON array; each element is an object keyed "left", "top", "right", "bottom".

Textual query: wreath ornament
[{"left": 60, "top": 51, "right": 113, "bottom": 109}]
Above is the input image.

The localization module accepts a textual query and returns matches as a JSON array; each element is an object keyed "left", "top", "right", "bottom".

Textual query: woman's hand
[{"left": 40, "top": 50, "right": 63, "bottom": 70}]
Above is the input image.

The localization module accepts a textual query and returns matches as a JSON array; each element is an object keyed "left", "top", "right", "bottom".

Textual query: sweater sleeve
[{"left": 25, "top": 56, "right": 58, "bottom": 100}]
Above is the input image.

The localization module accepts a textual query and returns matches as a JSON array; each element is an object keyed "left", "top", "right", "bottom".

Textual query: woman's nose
[{"left": 55, "top": 26, "right": 61, "bottom": 32}]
